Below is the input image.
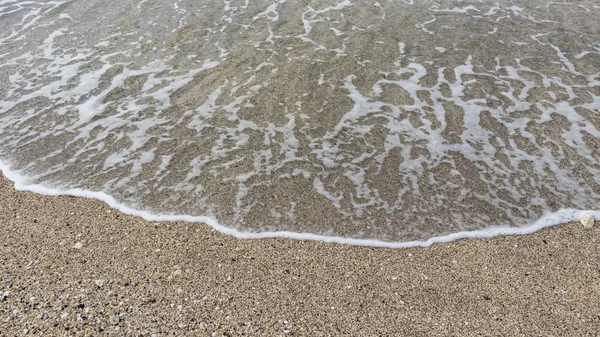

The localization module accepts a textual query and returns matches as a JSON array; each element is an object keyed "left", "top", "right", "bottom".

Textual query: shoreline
[
  {"left": 1, "top": 173, "right": 599, "bottom": 335},
  {"left": 1, "top": 162, "right": 598, "bottom": 248}
]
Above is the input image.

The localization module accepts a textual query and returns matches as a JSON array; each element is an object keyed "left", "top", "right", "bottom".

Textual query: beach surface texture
[
  {"left": 1, "top": 174, "right": 599, "bottom": 336},
  {"left": 2, "top": 0, "right": 600, "bottom": 334}
]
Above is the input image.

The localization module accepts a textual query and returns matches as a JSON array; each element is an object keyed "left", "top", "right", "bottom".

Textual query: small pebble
[
  {"left": 109, "top": 314, "right": 120, "bottom": 325},
  {"left": 77, "top": 303, "right": 85, "bottom": 309},
  {"left": 73, "top": 242, "right": 83, "bottom": 249},
  {"left": 94, "top": 279, "right": 106, "bottom": 287},
  {"left": 5, "top": 280, "right": 13, "bottom": 288},
  {"left": 581, "top": 214, "right": 595, "bottom": 228}
]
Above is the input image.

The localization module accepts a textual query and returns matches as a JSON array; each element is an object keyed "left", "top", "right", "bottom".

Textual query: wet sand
[{"left": 0, "top": 173, "right": 599, "bottom": 336}]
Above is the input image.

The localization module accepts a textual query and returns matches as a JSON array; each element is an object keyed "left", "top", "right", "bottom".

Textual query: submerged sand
[
  {"left": 2, "top": 0, "right": 600, "bottom": 241},
  {"left": 0, "top": 173, "right": 598, "bottom": 336}
]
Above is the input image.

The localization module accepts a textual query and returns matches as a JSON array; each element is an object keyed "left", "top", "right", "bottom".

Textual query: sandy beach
[
  {"left": 0, "top": 173, "right": 598, "bottom": 336},
  {"left": 2, "top": 1, "right": 600, "bottom": 336}
]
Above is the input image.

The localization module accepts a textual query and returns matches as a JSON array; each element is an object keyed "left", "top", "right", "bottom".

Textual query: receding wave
[{"left": 1, "top": 0, "right": 599, "bottom": 242}]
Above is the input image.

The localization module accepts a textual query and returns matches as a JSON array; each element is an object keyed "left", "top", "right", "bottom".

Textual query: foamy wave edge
[{"left": 1, "top": 160, "right": 597, "bottom": 248}]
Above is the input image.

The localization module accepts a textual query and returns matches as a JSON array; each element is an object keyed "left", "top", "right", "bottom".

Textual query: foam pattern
[{"left": 1, "top": 0, "right": 599, "bottom": 242}]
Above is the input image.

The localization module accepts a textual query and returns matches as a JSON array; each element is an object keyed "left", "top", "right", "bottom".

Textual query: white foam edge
[{"left": 1, "top": 160, "right": 597, "bottom": 249}]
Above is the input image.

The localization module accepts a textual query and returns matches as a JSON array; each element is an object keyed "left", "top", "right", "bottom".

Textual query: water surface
[{"left": 1, "top": 0, "right": 599, "bottom": 242}]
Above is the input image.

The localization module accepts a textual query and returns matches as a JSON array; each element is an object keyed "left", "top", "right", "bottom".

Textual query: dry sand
[{"left": 0, "top": 173, "right": 599, "bottom": 336}]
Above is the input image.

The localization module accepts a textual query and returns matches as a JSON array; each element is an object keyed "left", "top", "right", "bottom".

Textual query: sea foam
[
  {"left": 1, "top": 0, "right": 599, "bottom": 244},
  {"left": 1, "top": 160, "right": 597, "bottom": 248}
]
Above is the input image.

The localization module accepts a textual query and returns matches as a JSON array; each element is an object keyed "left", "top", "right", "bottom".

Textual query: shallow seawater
[{"left": 1, "top": 0, "right": 599, "bottom": 242}]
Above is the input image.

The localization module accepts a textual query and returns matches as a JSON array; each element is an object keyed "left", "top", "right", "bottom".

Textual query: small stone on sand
[
  {"left": 73, "top": 242, "right": 83, "bottom": 249},
  {"left": 94, "top": 279, "right": 106, "bottom": 287},
  {"left": 169, "top": 267, "right": 182, "bottom": 280},
  {"left": 581, "top": 214, "right": 595, "bottom": 228},
  {"left": 109, "top": 314, "right": 120, "bottom": 325}
]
